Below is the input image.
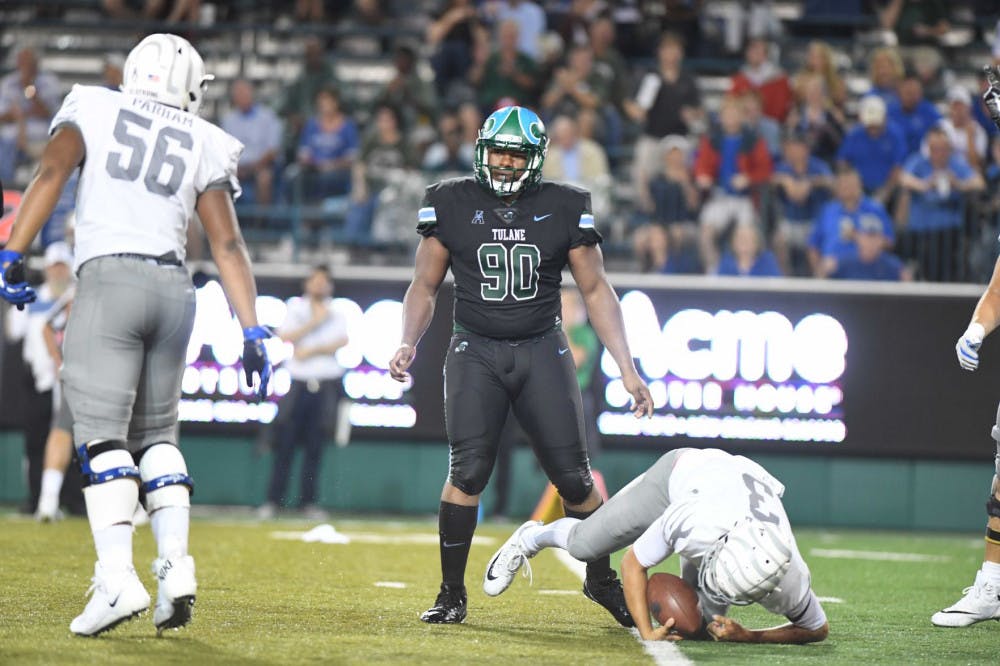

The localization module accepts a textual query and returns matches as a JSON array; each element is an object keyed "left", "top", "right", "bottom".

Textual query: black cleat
[
  {"left": 583, "top": 572, "right": 635, "bottom": 628},
  {"left": 420, "top": 584, "right": 467, "bottom": 624}
]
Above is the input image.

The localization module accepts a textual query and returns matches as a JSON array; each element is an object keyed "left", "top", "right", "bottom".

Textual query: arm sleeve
[
  {"left": 568, "top": 191, "right": 602, "bottom": 248},
  {"left": 195, "top": 126, "right": 243, "bottom": 200},
  {"left": 416, "top": 186, "right": 440, "bottom": 238},
  {"left": 632, "top": 513, "right": 674, "bottom": 568}
]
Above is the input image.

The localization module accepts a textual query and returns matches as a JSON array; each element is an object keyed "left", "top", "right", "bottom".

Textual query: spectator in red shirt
[{"left": 730, "top": 37, "right": 792, "bottom": 122}]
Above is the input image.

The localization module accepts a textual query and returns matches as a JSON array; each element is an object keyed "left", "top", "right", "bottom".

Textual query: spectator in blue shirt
[
  {"left": 897, "top": 127, "right": 984, "bottom": 281},
  {"left": 772, "top": 133, "right": 833, "bottom": 275},
  {"left": 836, "top": 95, "right": 906, "bottom": 204},
  {"left": 887, "top": 74, "right": 941, "bottom": 157},
  {"left": 222, "top": 79, "right": 283, "bottom": 206},
  {"left": 717, "top": 222, "right": 783, "bottom": 277},
  {"left": 830, "top": 226, "right": 910, "bottom": 281},
  {"left": 808, "top": 167, "right": 895, "bottom": 277},
  {"left": 297, "top": 88, "right": 360, "bottom": 202}
]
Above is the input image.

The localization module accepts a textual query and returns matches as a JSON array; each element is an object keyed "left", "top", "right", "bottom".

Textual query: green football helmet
[{"left": 474, "top": 106, "right": 549, "bottom": 197}]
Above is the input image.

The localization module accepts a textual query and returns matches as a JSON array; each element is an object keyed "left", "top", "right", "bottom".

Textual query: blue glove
[
  {"left": 242, "top": 325, "right": 273, "bottom": 400},
  {"left": 0, "top": 250, "right": 37, "bottom": 310}
]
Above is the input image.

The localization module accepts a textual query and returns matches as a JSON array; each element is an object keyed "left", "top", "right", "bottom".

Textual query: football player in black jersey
[{"left": 389, "top": 106, "right": 653, "bottom": 625}]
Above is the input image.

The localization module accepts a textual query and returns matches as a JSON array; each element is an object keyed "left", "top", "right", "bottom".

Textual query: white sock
[
  {"left": 521, "top": 517, "right": 579, "bottom": 556},
  {"left": 981, "top": 560, "right": 1000, "bottom": 585},
  {"left": 152, "top": 506, "right": 190, "bottom": 559},
  {"left": 37, "top": 469, "right": 65, "bottom": 513},
  {"left": 93, "top": 524, "right": 133, "bottom": 571}
]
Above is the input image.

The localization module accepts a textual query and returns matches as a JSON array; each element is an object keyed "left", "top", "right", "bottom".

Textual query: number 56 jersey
[
  {"left": 50, "top": 85, "right": 243, "bottom": 271},
  {"left": 417, "top": 177, "right": 601, "bottom": 340}
]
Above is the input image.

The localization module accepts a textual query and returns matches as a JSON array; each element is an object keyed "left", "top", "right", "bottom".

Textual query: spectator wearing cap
[
  {"left": 898, "top": 126, "right": 984, "bottom": 281},
  {"left": 939, "top": 85, "right": 988, "bottom": 173},
  {"left": 716, "top": 222, "right": 783, "bottom": 277},
  {"left": 4, "top": 241, "right": 75, "bottom": 515},
  {"left": 829, "top": 224, "right": 910, "bottom": 281},
  {"left": 729, "top": 37, "right": 793, "bottom": 122},
  {"left": 808, "top": 167, "right": 895, "bottom": 278},
  {"left": 632, "top": 134, "right": 701, "bottom": 273},
  {"left": 887, "top": 74, "right": 941, "bottom": 157},
  {"left": 222, "top": 79, "right": 284, "bottom": 206},
  {"left": 469, "top": 19, "right": 539, "bottom": 113},
  {"left": 836, "top": 95, "right": 906, "bottom": 205},
  {"left": 772, "top": 132, "right": 833, "bottom": 275},
  {"left": 694, "top": 94, "right": 774, "bottom": 272}
]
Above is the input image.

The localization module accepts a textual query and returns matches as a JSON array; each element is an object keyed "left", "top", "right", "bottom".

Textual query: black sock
[
  {"left": 564, "top": 502, "right": 614, "bottom": 581},
  {"left": 438, "top": 501, "right": 478, "bottom": 589}
]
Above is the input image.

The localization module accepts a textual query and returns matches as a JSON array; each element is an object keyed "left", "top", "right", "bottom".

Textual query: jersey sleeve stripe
[
  {"left": 418, "top": 207, "right": 437, "bottom": 222},
  {"left": 579, "top": 213, "right": 595, "bottom": 229}
]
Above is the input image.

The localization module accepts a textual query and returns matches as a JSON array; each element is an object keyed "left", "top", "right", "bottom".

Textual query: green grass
[{"left": 0, "top": 513, "right": 998, "bottom": 665}]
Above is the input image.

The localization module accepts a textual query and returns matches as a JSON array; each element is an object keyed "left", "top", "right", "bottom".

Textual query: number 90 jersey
[
  {"left": 49, "top": 85, "right": 243, "bottom": 271},
  {"left": 417, "top": 177, "right": 601, "bottom": 339}
]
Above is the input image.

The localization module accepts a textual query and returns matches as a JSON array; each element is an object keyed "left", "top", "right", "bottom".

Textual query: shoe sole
[
  {"left": 156, "top": 595, "right": 196, "bottom": 636},
  {"left": 419, "top": 613, "right": 466, "bottom": 624},
  {"left": 583, "top": 583, "right": 635, "bottom": 628},
  {"left": 73, "top": 607, "right": 147, "bottom": 637}
]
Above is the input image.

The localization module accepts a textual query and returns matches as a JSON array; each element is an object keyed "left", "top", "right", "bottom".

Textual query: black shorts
[{"left": 443, "top": 328, "right": 594, "bottom": 502}]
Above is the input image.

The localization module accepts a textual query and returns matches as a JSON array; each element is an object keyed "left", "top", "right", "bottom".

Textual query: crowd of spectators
[{"left": 5, "top": 0, "right": 1000, "bottom": 281}]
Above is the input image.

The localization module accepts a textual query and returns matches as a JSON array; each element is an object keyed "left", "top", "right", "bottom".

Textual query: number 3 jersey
[
  {"left": 631, "top": 448, "right": 826, "bottom": 630},
  {"left": 49, "top": 85, "right": 243, "bottom": 271},
  {"left": 417, "top": 177, "right": 601, "bottom": 339}
]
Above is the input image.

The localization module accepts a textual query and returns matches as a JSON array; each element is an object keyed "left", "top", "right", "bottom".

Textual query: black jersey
[{"left": 417, "top": 177, "right": 602, "bottom": 339}]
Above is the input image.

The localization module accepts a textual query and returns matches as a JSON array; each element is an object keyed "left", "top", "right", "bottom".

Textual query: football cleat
[
  {"left": 152, "top": 555, "right": 197, "bottom": 635},
  {"left": 932, "top": 570, "right": 1000, "bottom": 627},
  {"left": 70, "top": 563, "right": 150, "bottom": 636},
  {"left": 583, "top": 571, "right": 635, "bottom": 628},
  {"left": 420, "top": 583, "right": 467, "bottom": 624},
  {"left": 483, "top": 520, "right": 541, "bottom": 596}
]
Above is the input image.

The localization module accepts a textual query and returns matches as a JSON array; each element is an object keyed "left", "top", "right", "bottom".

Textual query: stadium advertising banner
[{"left": 2, "top": 268, "right": 997, "bottom": 460}]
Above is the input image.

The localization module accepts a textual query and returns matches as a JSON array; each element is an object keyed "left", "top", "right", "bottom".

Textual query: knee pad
[
  {"left": 448, "top": 451, "right": 493, "bottom": 497},
  {"left": 137, "top": 443, "right": 193, "bottom": 512},
  {"left": 77, "top": 440, "right": 140, "bottom": 530},
  {"left": 553, "top": 472, "right": 594, "bottom": 507}
]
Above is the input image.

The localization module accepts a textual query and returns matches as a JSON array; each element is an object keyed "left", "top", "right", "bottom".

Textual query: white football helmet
[
  {"left": 698, "top": 518, "right": 793, "bottom": 606},
  {"left": 122, "top": 33, "right": 213, "bottom": 115}
]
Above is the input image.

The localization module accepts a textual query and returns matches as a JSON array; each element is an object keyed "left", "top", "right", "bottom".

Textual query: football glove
[
  {"left": 242, "top": 325, "right": 273, "bottom": 399},
  {"left": 956, "top": 323, "right": 985, "bottom": 372},
  {"left": 983, "top": 66, "right": 1000, "bottom": 130},
  {"left": 0, "top": 249, "right": 36, "bottom": 310}
]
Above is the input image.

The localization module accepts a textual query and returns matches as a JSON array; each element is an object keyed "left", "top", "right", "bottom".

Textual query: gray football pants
[
  {"left": 566, "top": 448, "right": 691, "bottom": 562},
  {"left": 61, "top": 256, "right": 195, "bottom": 450}
]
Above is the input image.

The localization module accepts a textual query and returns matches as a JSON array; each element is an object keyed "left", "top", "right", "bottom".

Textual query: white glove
[{"left": 956, "top": 323, "right": 986, "bottom": 371}]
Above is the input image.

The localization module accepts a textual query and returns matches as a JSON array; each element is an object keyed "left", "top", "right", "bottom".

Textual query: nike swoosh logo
[
  {"left": 485, "top": 560, "right": 501, "bottom": 581},
  {"left": 533, "top": 214, "right": 552, "bottom": 222},
  {"left": 108, "top": 593, "right": 121, "bottom": 608},
  {"left": 558, "top": 348, "right": 569, "bottom": 355},
  {"left": 442, "top": 541, "right": 466, "bottom": 548}
]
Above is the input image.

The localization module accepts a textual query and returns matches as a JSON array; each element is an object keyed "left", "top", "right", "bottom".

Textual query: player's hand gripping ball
[{"left": 646, "top": 573, "right": 703, "bottom": 638}]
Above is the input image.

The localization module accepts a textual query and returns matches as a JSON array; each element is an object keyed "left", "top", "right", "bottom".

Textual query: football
[{"left": 646, "top": 573, "right": 703, "bottom": 637}]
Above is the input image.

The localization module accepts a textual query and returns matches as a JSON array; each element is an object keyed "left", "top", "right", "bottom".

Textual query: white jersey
[
  {"left": 632, "top": 449, "right": 826, "bottom": 630},
  {"left": 50, "top": 85, "right": 243, "bottom": 271}
]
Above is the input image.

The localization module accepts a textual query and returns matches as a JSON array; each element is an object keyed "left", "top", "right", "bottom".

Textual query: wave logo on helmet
[
  {"left": 474, "top": 106, "right": 549, "bottom": 197},
  {"left": 697, "top": 518, "right": 793, "bottom": 606}
]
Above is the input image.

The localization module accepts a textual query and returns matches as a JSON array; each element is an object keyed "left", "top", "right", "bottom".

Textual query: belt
[{"left": 109, "top": 252, "right": 183, "bottom": 267}]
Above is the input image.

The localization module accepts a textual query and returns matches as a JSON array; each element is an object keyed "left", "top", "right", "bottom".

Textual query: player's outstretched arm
[
  {"left": 956, "top": 255, "right": 1000, "bottom": 371},
  {"left": 707, "top": 615, "right": 829, "bottom": 644},
  {"left": 568, "top": 244, "right": 652, "bottom": 417},
  {"left": 6, "top": 127, "right": 84, "bottom": 253},
  {"left": 621, "top": 548, "right": 674, "bottom": 641},
  {"left": 390, "top": 235, "right": 450, "bottom": 382}
]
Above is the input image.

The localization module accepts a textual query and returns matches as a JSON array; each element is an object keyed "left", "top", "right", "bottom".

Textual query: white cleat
[
  {"left": 483, "top": 520, "right": 542, "bottom": 597},
  {"left": 70, "top": 563, "right": 150, "bottom": 636},
  {"left": 152, "top": 555, "right": 197, "bottom": 635},
  {"left": 932, "top": 571, "right": 1000, "bottom": 627}
]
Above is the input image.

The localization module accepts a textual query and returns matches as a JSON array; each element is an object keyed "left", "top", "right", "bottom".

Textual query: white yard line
[
  {"left": 374, "top": 581, "right": 407, "bottom": 589},
  {"left": 809, "top": 548, "right": 950, "bottom": 563},
  {"left": 816, "top": 596, "right": 845, "bottom": 604},
  {"left": 269, "top": 529, "right": 496, "bottom": 546},
  {"left": 552, "top": 550, "right": 693, "bottom": 666}
]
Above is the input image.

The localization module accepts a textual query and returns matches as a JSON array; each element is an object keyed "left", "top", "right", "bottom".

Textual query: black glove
[
  {"left": 983, "top": 66, "right": 1000, "bottom": 130},
  {"left": 242, "top": 325, "right": 273, "bottom": 400}
]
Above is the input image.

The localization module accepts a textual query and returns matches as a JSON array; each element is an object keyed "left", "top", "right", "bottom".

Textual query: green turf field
[{"left": 0, "top": 513, "right": 997, "bottom": 665}]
